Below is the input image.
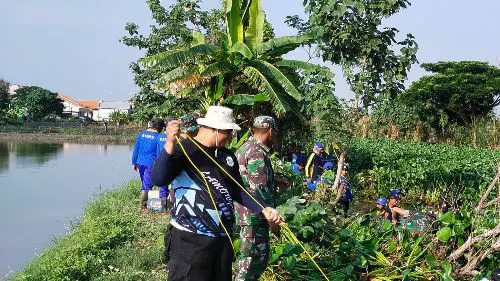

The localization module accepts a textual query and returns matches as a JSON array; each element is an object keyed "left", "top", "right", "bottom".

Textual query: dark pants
[
  {"left": 339, "top": 201, "right": 350, "bottom": 216},
  {"left": 167, "top": 227, "right": 234, "bottom": 281}
]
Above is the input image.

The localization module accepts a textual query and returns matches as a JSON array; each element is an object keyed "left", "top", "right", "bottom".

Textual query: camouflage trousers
[
  {"left": 235, "top": 224, "right": 270, "bottom": 281},
  {"left": 400, "top": 210, "right": 435, "bottom": 235}
]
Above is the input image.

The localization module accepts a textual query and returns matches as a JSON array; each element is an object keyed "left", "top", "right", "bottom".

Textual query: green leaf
[
  {"left": 157, "top": 66, "right": 194, "bottom": 84},
  {"left": 425, "top": 255, "right": 437, "bottom": 268},
  {"left": 340, "top": 229, "right": 350, "bottom": 239},
  {"left": 438, "top": 211, "right": 455, "bottom": 225},
  {"left": 225, "top": 94, "right": 256, "bottom": 106},
  {"left": 436, "top": 226, "right": 452, "bottom": 242},
  {"left": 253, "top": 93, "right": 268, "bottom": 102},
  {"left": 213, "top": 75, "right": 224, "bottom": 101},
  {"left": 284, "top": 256, "right": 297, "bottom": 270},
  {"left": 250, "top": 60, "right": 302, "bottom": 101},
  {"left": 231, "top": 42, "right": 253, "bottom": 59},
  {"left": 386, "top": 240, "right": 397, "bottom": 254},
  {"left": 275, "top": 59, "right": 320, "bottom": 70},
  {"left": 383, "top": 220, "right": 393, "bottom": 231},
  {"left": 232, "top": 238, "right": 241, "bottom": 253},
  {"left": 244, "top": 0, "right": 264, "bottom": 49},
  {"left": 268, "top": 253, "right": 280, "bottom": 264},
  {"left": 254, "top": 33, "right": 317, "bottom": 56},
  {"left": 226, "top": 0, "right": 243, "bottom": 45},
  {"left": 192, "top": 30, "right": 205, "bottom": 46},
  {"left": 235, "top": 128, "right": 251, "bottom": 149},
  {"left": 200, "top": 62, "right": 234, "bottom": 78},
  {"left": 141, "top": 44, "right": 218, "bottom": 69},
  {"left": 243, "top": 66, "right": 290, "bottom": 115}
]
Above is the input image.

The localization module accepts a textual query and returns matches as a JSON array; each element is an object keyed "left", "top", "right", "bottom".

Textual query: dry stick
[
  {"left": 483, "top": 196, "right": 500, "bottom": 209},
  {"left": 476, "top": 169, "right": 500, "bottom": 211},
  {"left": 332, "top": 150, "right": 346, "bottom": 204},
  {"left": 448, "top": 225, "right": 500, "bottom": 261},
  {"left": 457, "top": 239, "right": 500, "bottom": 277}
]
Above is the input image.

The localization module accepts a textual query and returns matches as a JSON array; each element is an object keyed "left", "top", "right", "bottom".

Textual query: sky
[{"left": 0, "top": 0, "right": 499, "bottom": 102}]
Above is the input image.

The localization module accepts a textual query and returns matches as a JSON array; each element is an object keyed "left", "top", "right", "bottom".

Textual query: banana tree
[{"left": 140, "top": 0, "right": 319, "bottom": 115}]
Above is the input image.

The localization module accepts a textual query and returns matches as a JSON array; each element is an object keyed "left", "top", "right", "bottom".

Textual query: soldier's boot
[{"left": 140, "top": 191, "right": 149, "bottom": 213}]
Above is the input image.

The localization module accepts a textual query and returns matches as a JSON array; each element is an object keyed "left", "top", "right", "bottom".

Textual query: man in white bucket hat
[{"left": 152, "top": 106, "right": 283, "bottom": 281}]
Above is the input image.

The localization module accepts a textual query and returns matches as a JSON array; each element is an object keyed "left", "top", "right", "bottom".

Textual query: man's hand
[
  {"left": 133, "top": 164, "right": 138, "bottom": 172},
  {"left": 262, "top": 207, "right": 284, "bottom": 226},
  {"left": 164, "top": 120, "right": 181, "bottom": 155}
]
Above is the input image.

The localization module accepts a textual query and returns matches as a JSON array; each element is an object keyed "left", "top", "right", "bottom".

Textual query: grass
[{"left": 11, "top": 180, "right": 168, "bottom": 281}]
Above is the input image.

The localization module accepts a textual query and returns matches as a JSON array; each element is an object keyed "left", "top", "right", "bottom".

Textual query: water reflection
[
  {"left": 0, "top": 143, "right": 63, "bottom": 174},
  {"left": 0, "top": 142, "right": 134, "bottom": 277},
  {"left": 0, "top": 143, "right": 8, "bottom": 174}
]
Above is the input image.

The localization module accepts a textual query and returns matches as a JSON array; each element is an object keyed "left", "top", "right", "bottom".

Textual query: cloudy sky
[{"left": 0, "top": 0, "right": 499, "bottom": 101}]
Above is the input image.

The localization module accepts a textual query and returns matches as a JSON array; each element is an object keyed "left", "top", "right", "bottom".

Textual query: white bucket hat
[{"left": 197, "top": 106, "right": 241, "bottom": 131}]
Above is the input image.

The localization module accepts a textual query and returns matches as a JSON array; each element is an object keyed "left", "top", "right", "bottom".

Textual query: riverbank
[
  {"left": 10, "top": 180, "right": 168, "bottom": 281},
  {"left": 0, "top": 124, "right": 138, "bottom": 144},
  {"left": 0, "top": 133, "right": 135, "bottom": 144}
]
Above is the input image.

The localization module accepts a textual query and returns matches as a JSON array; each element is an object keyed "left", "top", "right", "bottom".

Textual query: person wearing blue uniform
[
  {"left": 305, "top": 142, "right": 325, "bottom": 183},
  {"left": 156, "top": 130, "right": 169, "bottom": 211},
  {"left": 132, "top": 118, "right": 166, "bottom": 211},
  {"left": 375, "top": 197, "right": 392, "bottom": 222},
  {"left": 331, "top": 164, "right": 353, "bottom": 215},
  {"left": 291, "top": 147, "right": 305, "bottom": 175}
]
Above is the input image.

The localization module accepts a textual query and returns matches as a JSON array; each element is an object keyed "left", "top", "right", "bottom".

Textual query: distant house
[
  {"left": 58, "top": 95, "right": 99, "bottom": 119},
  {"left": 8, "top": 84, "right": 21, "bottom": 95},
  {"left": 95, "top": 101, "right": 132, "bottom": 121}
]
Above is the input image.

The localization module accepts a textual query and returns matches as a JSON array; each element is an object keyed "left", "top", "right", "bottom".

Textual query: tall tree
[
  {"left": 121, "top": 0, "right": 224, "bottom": 120},
  {"left": 0, "top": 79, "right": 9, "bottom": 111},
  {"left": 11, "top": 86, "right": 63, "bottom": 120},
  {"left": 140, "top": 0, "right": 319, "bottom": 115},
  {"left": 402, "top": 61, "right": 500, "bottom": 128},
  {"left": 287, "top": 0, "right": 418, "bottom": 108}
]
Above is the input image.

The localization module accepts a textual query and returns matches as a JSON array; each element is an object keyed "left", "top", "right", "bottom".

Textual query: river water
[{"left": 0, "top": 142, "right": 135, "bottom": 278}]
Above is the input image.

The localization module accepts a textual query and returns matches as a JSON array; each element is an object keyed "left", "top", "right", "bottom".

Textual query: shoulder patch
[{"left": 226, "top": 156, "right": 235, "bottom": 167}]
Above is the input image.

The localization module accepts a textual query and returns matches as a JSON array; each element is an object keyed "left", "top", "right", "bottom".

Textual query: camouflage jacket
[{"left": 235, "top": 136, "right": 277, "bottom": 226}]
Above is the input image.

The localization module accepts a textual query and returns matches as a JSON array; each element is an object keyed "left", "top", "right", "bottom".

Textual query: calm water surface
[{"left": 0, "top": 142, "right": 135, "bottom": 278}]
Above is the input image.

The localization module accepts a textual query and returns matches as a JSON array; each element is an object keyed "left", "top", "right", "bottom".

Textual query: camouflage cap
[
  {"left": 253, "top": 116, "right": 276, "bottom": 129},
  {"left": 180, "top": 112, "right": 201, "bottom": 133}
]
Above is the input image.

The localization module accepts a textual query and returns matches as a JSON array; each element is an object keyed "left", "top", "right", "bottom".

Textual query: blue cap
[
  {"left": 389, "top": 189, "right": 401, "bottom": 198},
  {"left": 323, "top": 162, "right": 334, "bottom": 170},
  {"left": 315, "top": 142, "right": 324, "bottom": 149},
  {"left": 376, "top": 197, "right": 387, "bottom": 206},
  {"left": 389, "top": 189, "right": 401, "bottom": 200}
]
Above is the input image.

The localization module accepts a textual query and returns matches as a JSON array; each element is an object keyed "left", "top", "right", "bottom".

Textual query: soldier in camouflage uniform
[
  {"left": 235, "top": 116, "right": 278, "bottom": 281},
  {"left": 388, "top": 192, "right": 435, "bottom": 235}
]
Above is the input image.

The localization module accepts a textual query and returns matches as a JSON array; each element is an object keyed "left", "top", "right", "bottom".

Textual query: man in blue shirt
[{"left": 132, "top": 118, "right": 165, "bottom": 211}]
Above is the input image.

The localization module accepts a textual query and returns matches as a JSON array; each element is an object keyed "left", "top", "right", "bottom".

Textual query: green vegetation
[
  {"left": 9, "top": 0, "right": 500, "bottom": 280},
  {"left": 12, "top": 180, "right": 168, "bottom": 281},
  {"left": 366, "top": 62, "right": 500, "bottom": 147},
  {"left": 8, "top": 86, "right": 63, "bottom": 121},
  {"left": 0, "top": 79, "right": 9, "bottom": 112},
  {"left": 13, "top": 139, "right": 500, "bottom": 280},
  {"left": 348, "top": 138, "right": 500, "bottom": 203}
]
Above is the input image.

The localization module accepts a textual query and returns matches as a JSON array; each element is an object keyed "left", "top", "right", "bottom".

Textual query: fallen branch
[
  {"left": 457, "top": 239, "right": 500, "bottom": 277},
  {"left": 483, "top": 196, "right": 500, "bottom": 209},
  {"left": 448, "top": 225, "right": 500, "bottom": 261},
  {"left": 476, "top": 168, "right": 499, "bottom": 211}
]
